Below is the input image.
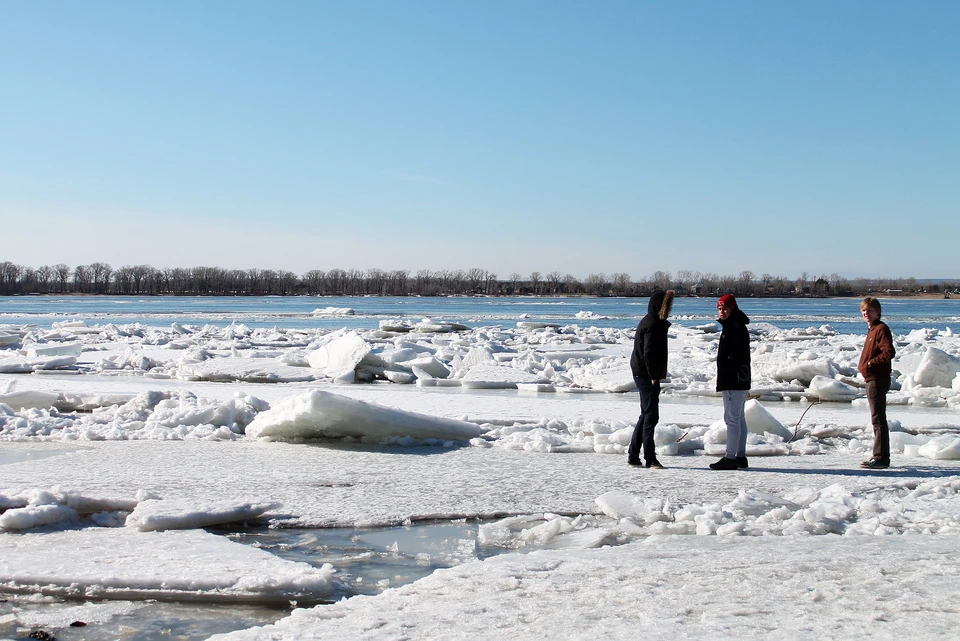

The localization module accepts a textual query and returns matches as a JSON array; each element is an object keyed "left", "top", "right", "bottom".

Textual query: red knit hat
[{"left": 717, "top": 294, "right": 737, "bottom": 309}]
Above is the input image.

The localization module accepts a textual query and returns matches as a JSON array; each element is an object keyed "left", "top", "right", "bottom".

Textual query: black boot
[
  {"left": 709, "top": 457, "right": 738, "bottom": 470},
  {"left": 628, "top": 457, "right": 642, "bottom": 466},
  {"left": 646, "top": 458, "right": 664, "bottom": 469},
  {"left": 736, "top": 456, "right": 749, "bottom": 469}
]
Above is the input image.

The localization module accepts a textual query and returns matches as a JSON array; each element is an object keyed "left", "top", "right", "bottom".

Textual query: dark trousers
[
  {"left": 866, "top": 377, "right": 890, "bottom": 461},
  {"left": 629, "top": 376, "right": 660, "bottom": 461}
]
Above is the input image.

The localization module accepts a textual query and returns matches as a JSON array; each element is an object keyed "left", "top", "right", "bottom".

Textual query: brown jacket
[{"left": 858, "top": 321, "right": 894, "bottom": 382}]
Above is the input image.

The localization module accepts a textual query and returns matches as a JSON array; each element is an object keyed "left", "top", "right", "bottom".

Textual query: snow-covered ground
[{"left": 2, "top": 316, "right": 960, "bottom": 639}]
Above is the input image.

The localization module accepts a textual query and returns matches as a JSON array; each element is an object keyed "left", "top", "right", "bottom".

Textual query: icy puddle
[
  {"left": 221, "top": 519, "right": 489, "bottom": 598},
  {"left": 0, "top": 519, "right": 567, "bottom": 640}
]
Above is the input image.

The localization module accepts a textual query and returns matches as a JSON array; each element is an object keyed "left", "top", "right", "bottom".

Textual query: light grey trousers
[{"left": 722, "top": 390, "right": 749, "bottom": 459}]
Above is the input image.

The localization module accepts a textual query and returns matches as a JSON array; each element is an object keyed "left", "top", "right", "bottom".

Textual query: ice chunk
[
  {"left": 307, "top": 332, "right": 371, "bottom": 380},
  {"left": 245, "top": 389, "right": 480, "bottom": 441},
  {"left": 744, "top": 399, "right": 792, "bottom": 438},
  {"left": 913, "top": 347, "right": 960, "bottom": 389},
  {"left": 808, "top": 375, "right": 860, "bottom": 402}
]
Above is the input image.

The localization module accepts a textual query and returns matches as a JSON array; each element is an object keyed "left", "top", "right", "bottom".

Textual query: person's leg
[
  {"left": 642, "top": 379, "right": 661, "bottom": 462},
  {"left": 737, "top": 392, "right": 749, "bottom": 458},
  {"left": 723, "top": 390, "right": 747, "bottom": 460},
  {"left": 867, "top": 378, "right": 891, "bottom": 462},
  {"left": 629, "top": 377, "right": 653, "bottom": 462}
]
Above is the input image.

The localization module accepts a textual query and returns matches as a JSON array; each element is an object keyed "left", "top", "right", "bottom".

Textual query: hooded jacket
[
  {"left": 716, "top": 306, "right": 751, "bottom": 391},
  {"left": 630, "top": 290, "right": 674, "bottom": 380}
]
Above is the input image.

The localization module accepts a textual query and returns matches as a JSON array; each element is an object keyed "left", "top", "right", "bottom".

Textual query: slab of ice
[
  {"left": 0, "top": 354, "right": 78, "bottom": 373},
  {"left": 461, "top": 365, "right": 549, "bottom": 389},
  {"left": 26, "top": 342, "right": 83, "bottom": 358},
  {"left": 311, "top": 307, "right": 355, "bottom": 316},
  {"left": 0, "top": 528, "right": 335, "bottom": 603},
  {"left": 0, "top": 389, "right": 60, "bottom": 410},
  {"left": 179, "top": 358, "right": 316, "bottom": 383},
  {"left": 126, "top": 498, "right": 281, "bottom": 531},
  {"left": 244, "top": 389, "right": 480, "bottom": 441},
  {"left": 0, "top": 333, "right": 20, "bottom": 348}
]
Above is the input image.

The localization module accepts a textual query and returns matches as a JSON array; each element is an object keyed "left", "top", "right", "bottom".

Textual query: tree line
[{"left": 0, "top": 261, "right": 955, "bottom": 298}]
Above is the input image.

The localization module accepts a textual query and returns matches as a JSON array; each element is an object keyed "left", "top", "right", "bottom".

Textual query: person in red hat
[{"left": 710, "top": 294, "right": 752, "bottom": 471}]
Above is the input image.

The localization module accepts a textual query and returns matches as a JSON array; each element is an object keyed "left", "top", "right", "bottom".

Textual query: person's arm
[{"left": 735, "top": 324, "right": 751, "bottom": 382}]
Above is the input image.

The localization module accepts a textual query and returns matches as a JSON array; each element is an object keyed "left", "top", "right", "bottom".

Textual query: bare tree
[
  {"left": 509, "top": 273, "right": 522, "bottom": 294},
  {"left": 650, "top": 270, "right": 672, "bottom": 291},
  {"left": 73, "top": 265, "right": 91, "bottom": 293},
  {"left": 466, "top": 268, "right": 486, "bottom": 293},
  {"left": 563, "top": 273, "right": 582, "bottom": 294},
  {"left": 796, "top": 271, "right": 809, "bottom": 295},
  {"left": 35, "top": 265, "right": 53, "bottom": 293},
  {"left": 546, "top": 271, "right": 563, "bottom": 295},
  {"left": 529, "top": 271, "right": 542, "bottom": 295},
  {"left": 738, "top": 270, "right": 755, "bottom": 295},
  {"left": 0, "top": 262, "right": 24, "bottom": 294},
  {"left": 611, "top": 272, "right": 631, "bottom": 295},
  {"left": 584, "top": 272, "right": 606, "bottom": 295}
]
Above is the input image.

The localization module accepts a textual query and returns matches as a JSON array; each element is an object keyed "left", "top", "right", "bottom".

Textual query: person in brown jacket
[{"left": 858, "top": 297, "right": 895, "bottom": 469}]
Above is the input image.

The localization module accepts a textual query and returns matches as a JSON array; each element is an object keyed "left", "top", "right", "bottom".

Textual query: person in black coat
[
  {"left": 628, "top": 290, "right": 674, "bottom": 468},
  {"left": 710, "top": 294, "right": 752, "bottom": 470}
]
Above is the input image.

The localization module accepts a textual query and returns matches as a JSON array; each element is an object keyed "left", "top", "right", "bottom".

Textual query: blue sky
[{"left": 2, "top": 1, "right": 957, "bottom": 280}]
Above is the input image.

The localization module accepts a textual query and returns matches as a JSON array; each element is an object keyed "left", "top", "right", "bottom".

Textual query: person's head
[
  {"left": 717, "top": 294, "right": 736, "bottom": 321},
  {"left": 860, "top": 297, "right": 881, "bottom": 324},
  {"left": 649, "top": 289, "right": 675, "bottom": 320}
]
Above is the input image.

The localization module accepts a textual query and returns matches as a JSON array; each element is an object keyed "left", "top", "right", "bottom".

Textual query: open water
[{"left": 2, "top": 295, "right": 959, "bottom": 335}]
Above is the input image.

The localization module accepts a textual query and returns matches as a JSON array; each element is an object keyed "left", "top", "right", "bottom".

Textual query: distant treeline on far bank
[{"left": 0, "top": 261, "right": 956, "bottom": 298}]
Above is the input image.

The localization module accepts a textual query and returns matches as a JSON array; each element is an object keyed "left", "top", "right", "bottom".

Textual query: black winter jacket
[
  {"left": 716, "top": 307, "right": 751, "bottom": 391},
  {"left": 630, "top": 291, "right": 672, "bottom": 380}
]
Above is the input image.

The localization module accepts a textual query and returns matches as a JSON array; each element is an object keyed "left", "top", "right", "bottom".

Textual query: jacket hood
[
  {"left": 719, "top": 307, "right": 750, "bottom": 326},
  {"left": 647, "top": 290, "right": 675, "bottom": 321}
]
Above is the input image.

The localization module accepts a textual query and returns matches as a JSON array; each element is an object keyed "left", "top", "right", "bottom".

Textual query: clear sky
[{"left": 2, "top": 1, "right": 957, "bottom": 281}]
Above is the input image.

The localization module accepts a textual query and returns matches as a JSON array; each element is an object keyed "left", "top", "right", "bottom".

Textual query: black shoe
[
  {"left": 646, "top": 458, "right": 664, "bottom": 469},
  {"left": 628, "top": 457, "right": 643, "bottom": 466},
  {"left": 709, "top": 457, "right": 739, "bottom": 470},
  {"left": 860, "top": 458, "right": 890, "bottom": 469},
  {"left": 736, "top": 456, "right": 749, "bottom": 469}
]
